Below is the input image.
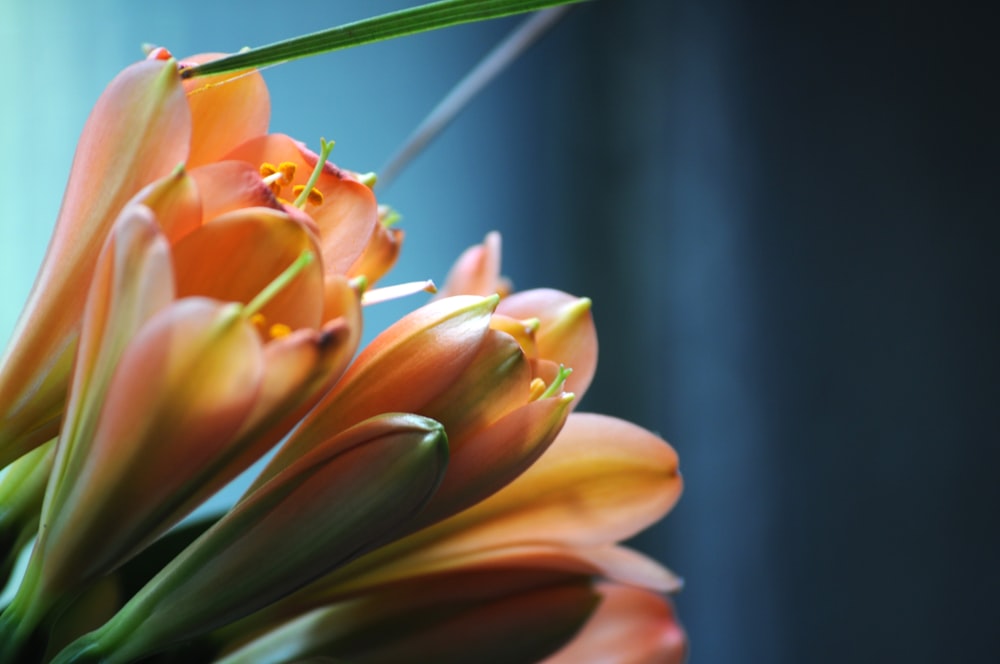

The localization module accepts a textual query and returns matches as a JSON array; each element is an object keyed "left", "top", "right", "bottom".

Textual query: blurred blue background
[{"left": 1, "top": 1, "right": 997, "bottom": 662}]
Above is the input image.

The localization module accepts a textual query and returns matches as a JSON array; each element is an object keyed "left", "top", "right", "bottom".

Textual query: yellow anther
[
  {"left": 260, "top": 161, "right": 298, "bottom": 195},
  {"left": 292, "top": 185, "right": 324, "bottom": 206},
  {"left": 528, "top": 377, "right": 547, "bottom": 401},
  {"left": 269, "top": 323, "right": 292, "bottom": 339},
  {"left": 277, "top": 162, "right": 297, "bottom": 184},
  {"left": 250, "top": 312, "right": 267, "bottom": 329}
]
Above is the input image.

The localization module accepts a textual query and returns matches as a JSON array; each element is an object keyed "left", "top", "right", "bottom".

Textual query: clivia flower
[{"left": 0, "top": 2, "right": 687, "bottom": 662}]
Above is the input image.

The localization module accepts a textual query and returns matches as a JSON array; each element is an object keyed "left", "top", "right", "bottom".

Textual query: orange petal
[
  {"left": 0, "top": 58, "right": 189, "bottom": 465},
  {"left": 222, "top": 134, "right": 378, "bottom": 275},
  {"left": 438, "top": 231, "right": 508, "bottom": 298},
  {"left": 130, "top": 165, "right": 202, "bottom": 244},
  {"left": 413, "top": 392, "right": 574, "bottom": 529},
  {"left": 544, "top": 583, "right": 688, "bottom": 664},
  {"left": 222, "top": 318, "right": 358, "bottom": 474},
  {"left": 252, "top": 295, "right": 498, "bottom": 489},
  {"left": 346, "top": 222, "right": 404, "bottom": 286},
  {"left": 431, "top": 412, "right": 681, "bottom": 550},
  {"left": 181, "top": 53, "right": 270, "bottom": 168},
  {"left": 40, "top": 298, "right": 263, "bottom": 592},
  {"left": 311, "top": 541, "right": 678, "bottom": 609},
  {"left": 51, "top": 206, "right": 175, "bottom": 511},
  {"left": 497, "top": 289, "right": 597, "bottom": 398},
  {"left": 171, "top": 208, "right": 325, "bottom": 332},
  {"left": 189, "top": 160, "right": 283, "bottom": 223},
  {"left": 418, "top": 329, "right": 532, "bottom": 443},
  {"left": 350, "top": 412, "right": 680, "bottom": 582}
]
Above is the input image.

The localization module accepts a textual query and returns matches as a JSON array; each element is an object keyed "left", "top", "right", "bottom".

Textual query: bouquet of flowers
[{"left": 0, "top": 2, "right": 685, "bottom": 661}]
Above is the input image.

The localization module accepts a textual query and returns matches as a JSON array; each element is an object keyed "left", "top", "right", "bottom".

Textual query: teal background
[{"left": 2, "top": 2, "right": 997, "bottom": 663}]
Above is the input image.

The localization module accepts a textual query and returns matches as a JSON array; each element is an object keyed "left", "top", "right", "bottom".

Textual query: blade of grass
[{"left": 182, "top": 0, "right": 589, "bottom": 79}]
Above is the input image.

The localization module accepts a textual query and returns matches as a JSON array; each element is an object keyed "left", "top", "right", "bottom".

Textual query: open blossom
[{"left": 0, "top": 42, "right": 686, "bottom": 664}]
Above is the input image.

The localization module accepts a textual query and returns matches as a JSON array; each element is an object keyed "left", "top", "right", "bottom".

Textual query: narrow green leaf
[{"left": 182, "top": 0, "right": 590, "bottom": 78}]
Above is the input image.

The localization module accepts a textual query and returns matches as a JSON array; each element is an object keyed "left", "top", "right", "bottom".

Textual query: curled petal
[
  {"left": 171, "top": 208, "right": 325, "bottom": 332},
  {"left": 497, "top": 289, "right": 597, "bottom": 398},
  {"left": 413, "top": 392, "right": 574, "bottom": 529},
  {"left": 438, "top": 231, "right": 510, "bottom": 298},
  {"left": 222, "top": 134, "right": 377, "bottom": 275},
  {"left": 190, "top": 160, "right": 284, "bottom": 223},
  {"left": 544, "top": 584, "right": 688, "bottom": 664},
  {"left": 222, "top": 317, "right": 358, "bottom": 474},
  {"left": 424, "top": 412, "right": 681, "bottom": 551},
  {"left": 346, "top": 222, "right": 404, "bottom": 286},
  {"left": 181, "top": 53, "right": 270, "bottom": 168},
  {"left": 130, "top": 165, "right": 202, "bottom": 243},
  {"left": 419, "top": 330, "right": 532, "bottom": 443}
]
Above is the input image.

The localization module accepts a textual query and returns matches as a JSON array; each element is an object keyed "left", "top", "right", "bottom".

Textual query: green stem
[{"left": 181, "top": 0, "right": 590, "bottom": 78}]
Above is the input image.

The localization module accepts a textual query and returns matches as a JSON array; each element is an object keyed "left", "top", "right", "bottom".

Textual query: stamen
[
  {"left": 292, "top": 185, "right": 324, "bottom": 206},
  {"left": 528, "top": 377, "right": 547, "bottom": 401},
  {"left": 269, "top": 323, "right": 292, "bottom": 339},
  {"left": 293, "top": 138, "right": 335, "bottom": 208},
  {"left": 259, "top": 162, "right": 297, "bottom": 195},
  {"left": 243, "top": 250, "right": 315, "bottom": 320},
  {"left": 539, "top": 365, "right": 573, "bottom": 400},
  {"left": 361, "top": 279, "right": 437, "bottom": 306}
]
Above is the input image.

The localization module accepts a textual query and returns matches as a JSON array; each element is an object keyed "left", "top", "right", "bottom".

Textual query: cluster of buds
[{"left": 0, "top": 46, "right": 685, "bottom": 663}]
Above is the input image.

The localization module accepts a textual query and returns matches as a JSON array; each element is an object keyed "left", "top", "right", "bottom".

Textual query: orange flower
[
  {"left": 0, "top": 197, "right": 362, "bottom": 653},
  {"left": 0, "top": 53, "right": 270, "bottom": 467}
]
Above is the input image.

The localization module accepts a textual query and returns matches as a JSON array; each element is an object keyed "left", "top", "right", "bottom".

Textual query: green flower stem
[{"left": 182, "top": 0, "right": 590, "bottom": 78}]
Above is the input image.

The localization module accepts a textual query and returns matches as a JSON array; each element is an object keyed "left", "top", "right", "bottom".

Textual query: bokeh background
[{"left": 1, "top": 1, "right": 996, "bottom": 662}]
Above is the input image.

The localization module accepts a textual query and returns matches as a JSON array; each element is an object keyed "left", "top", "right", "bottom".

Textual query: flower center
[{"left": 258, "top": 161, "right": 324, "bottom": 209}]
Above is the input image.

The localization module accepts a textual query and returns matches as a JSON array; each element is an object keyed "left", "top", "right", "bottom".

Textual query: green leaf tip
[{"left": 181, "top": 0, "right": 591, "bottom": 78}]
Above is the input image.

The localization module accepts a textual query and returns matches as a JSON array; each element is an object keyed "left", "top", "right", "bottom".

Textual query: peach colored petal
[
  {"left": 438, "top": 231, "right": 507, "bottom": 298},
  {"left": 222, "top": 318, "right": 357, "bottom": 474},
  {"left": 0, "top": 58, "right": 189, "bottom": 465},
  {"left": 222, "top": 134, "right": 378, "bottom": 275},
  {"left": 364, "top": 412, "right": 680, "bottom": 571},
  {"left": 189, "top": 160, "right": 283, "bottom": 224},
  {"left": 346, "top": 223, "right": 404, "bottom": 286},
  {"left": 544, "top": 584, "right": 688, "bottom": 664},
  {"left": 130, "top": 166, "right": 202, "bottom": 243},
  {"left": 41, "top": 299, "right": 263, "bottom": 592},
  {"left": 418, "top": 329, "right": 531, "bottom": 443},
  {"left": 322, "top": 275, "right": 364, "bottom": 346},
  {"left": 434, "top": 412, "right": 681, "bottom": 549},
  {"left": 171, "top": 208, "right": 325, "bottom": 332},
  {"left": 311, "top": 542, "right": 678, "bottom": 610},
  {"left": 50, "top": 206, "right": 175, "bottom": 512},
  {"left": 488, "top": 313, "right": 539, "bottom": 358},
  {"left": 181, "top": 54, "right": 270, "bottom": 169},
  {"left": 413, "top": 393, "right": 574, "bottom": 529},
  {"left": 497, "top": 289, "right": 597, "bottom": 398}
]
